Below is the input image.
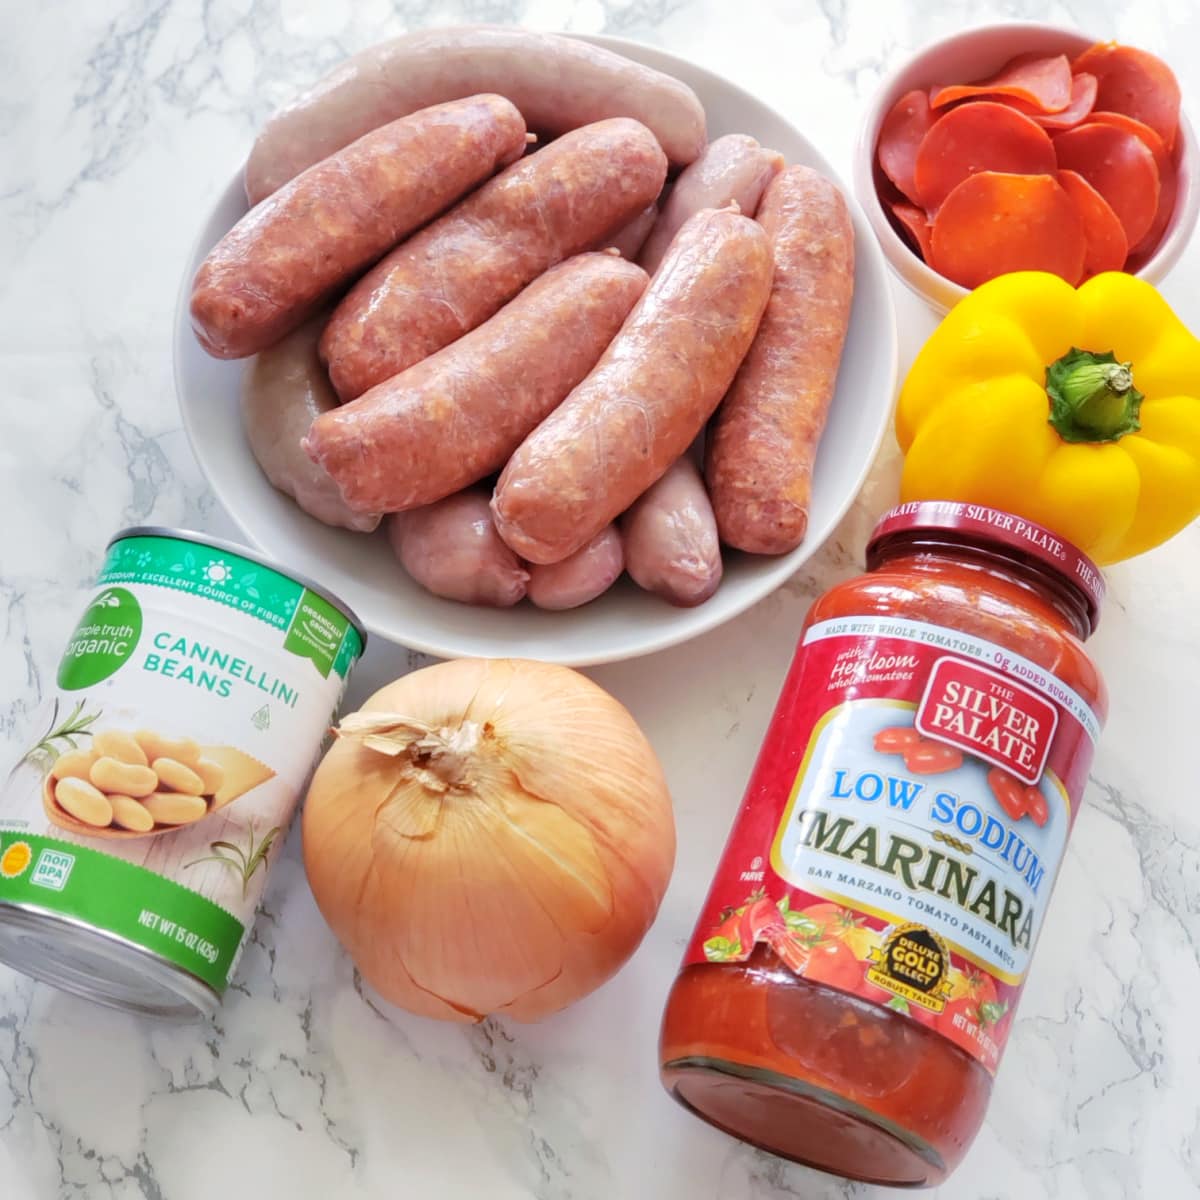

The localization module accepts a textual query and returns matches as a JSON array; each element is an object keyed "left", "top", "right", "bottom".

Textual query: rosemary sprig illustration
[
  {"left": 185, "top": 823, "right": 281, "bottom": 900},
  {"left": 20, "top": 699, "right": 101, "bottom": 769}
]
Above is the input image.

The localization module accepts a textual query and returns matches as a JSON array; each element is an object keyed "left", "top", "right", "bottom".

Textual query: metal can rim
[
  {"left": 107, "top": 526, "right": 368, "bottom": 652},
  {"left": 0, "top": 900, "right": 219, "bottom": 1021}
]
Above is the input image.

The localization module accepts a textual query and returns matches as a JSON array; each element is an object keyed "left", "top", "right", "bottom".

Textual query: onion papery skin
[{"left": 302, "top": 658, "right": 676, "bottom": 1023}]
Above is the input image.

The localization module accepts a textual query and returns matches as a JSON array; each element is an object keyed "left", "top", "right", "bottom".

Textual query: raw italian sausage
[
  {"left": 604, "top": 204, "right": 659, "bottom": 261},
  {"left": 491, "top": 206, "right": 774, "bottom": 565},
  {"left": 244, "top": 25, "right": 705, "bottom": 203},
  {"left": 241, "top": 316, "right": 381, "bottom": 533},
  {"left": 305, "top": 253, "right": 648, "bottom": 513},
  {"left": 191, "top": 95, "right": 526, "bottom": 360},
  {"left": 526, "top": 525, "right": 625, "bottom": 610},
  {"left": 389, "top": 491, "right": 529, "bottom": 607},
  {"left": 622, "top": 457, "right": 722, "bottom": 607},
  {"left": 638, "top": 135, "right": 784, "bottom": 272},
  {"left": 706, "top": 166, "right": 855, "bottom": 555},
  {"left": 321, "top": 118, "right": 667, "bottom": 402}
]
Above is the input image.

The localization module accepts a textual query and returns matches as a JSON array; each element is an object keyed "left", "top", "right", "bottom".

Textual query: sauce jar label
[{"left": 684, "top": 614, "right": 1100, "bottom": 1074}]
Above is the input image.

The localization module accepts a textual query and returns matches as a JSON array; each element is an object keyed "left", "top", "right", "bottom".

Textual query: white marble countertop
[{"left": 3, "top": 1, "right": 1199, "bottom": 1196}]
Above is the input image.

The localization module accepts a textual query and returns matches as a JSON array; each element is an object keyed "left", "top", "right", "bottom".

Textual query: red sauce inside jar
[{"left": 659, "top": 502, "right": 1107, "bottom": 1186}]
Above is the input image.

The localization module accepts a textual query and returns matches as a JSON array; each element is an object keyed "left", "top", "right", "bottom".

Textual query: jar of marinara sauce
[{"left": 660, "top": 501, "right": 1107, "bottom": 1186}]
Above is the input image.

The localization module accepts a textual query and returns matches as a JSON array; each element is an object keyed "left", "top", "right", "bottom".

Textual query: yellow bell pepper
[{"left": 896, "top": 272, "right": 1200, "bottom": 564}]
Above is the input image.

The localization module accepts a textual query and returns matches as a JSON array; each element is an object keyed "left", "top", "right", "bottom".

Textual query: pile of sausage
[{"left": 191, "top": 26, "right": 856, "bottom": 611}]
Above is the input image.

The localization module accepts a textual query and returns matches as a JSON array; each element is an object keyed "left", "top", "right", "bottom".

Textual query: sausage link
[
  {"left": 603, "top": 204, "right": 659, "bottom": 261},
  {"left": 389, "top": 491, "right": 529, "bottom": 607},
  {"left": 242, "top": 315, "right": 382, "bottom": 532},
  {"left": 491, "top": 207, "right": 773, "bottom": 565},
  {"left": 638, "top": 135, "right": 784, "bottom": 272},
  {"left": 245, "top": 25, "right": 705, "bottom": 203},
  {"left": 191, "top": 95, "right": 526, "bottom": 359},
  {"left": 305, "top": 253, "right": 647, "bottom": 514},
  {"left": 706, "top": 166, "right": 855, "bottom": 555},
  {"left": 527, "top": 525, "right": 625, "bottom": 610},
  {"left": 622, "top": 456, "right": 723, "bottom": 607},
  {"left": 320, "top": 119, "right": 667, "bottom": 401}
]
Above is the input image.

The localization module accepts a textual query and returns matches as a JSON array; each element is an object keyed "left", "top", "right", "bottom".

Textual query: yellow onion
[{"left": 303, "top": 658, "right": 675, "bottom": 1022}]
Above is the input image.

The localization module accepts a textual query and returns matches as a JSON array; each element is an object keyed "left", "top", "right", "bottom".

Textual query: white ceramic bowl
[
  {"left": 854, "top": 22, "right": 1199, "bottom": 314},
  {"left": 174, "top": 34, "right": 898, "bottom": 666}
]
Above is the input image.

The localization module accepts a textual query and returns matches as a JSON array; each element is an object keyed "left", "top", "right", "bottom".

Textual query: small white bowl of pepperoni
[{"left": 854, "top": 23, "right": 1199, "bottom": 312}]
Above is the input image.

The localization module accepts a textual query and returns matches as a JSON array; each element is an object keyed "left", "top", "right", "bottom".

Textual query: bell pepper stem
[{"left": 1045, "top": 347, "right": 1144, "bottom": 444}]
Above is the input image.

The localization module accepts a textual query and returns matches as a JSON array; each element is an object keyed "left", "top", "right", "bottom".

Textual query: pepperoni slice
[
  {"left": 1072, "top": 42, "right": 1181, "bottom": 149},
  {"left": 1089, "top": 110, "right": 1170, "bottom": 168},
  {"left": 1053, "top": 122, "right": 1161, "bottom": 247},
  {"left": 878, "top": 89, "right": 935, "bottom": 204},
  {"left": 889, "top": 201, "right": 934, "bottom": 261},
  {"left": 913, "top": 101, "right": 1057, "bottom": 211},
  {"left": 929, "top": 172, "right": 1086, "bottom": 289},
  {"left": 1005, "top": 72, "right": 1098, "bottom": 130},
  {"left": 931, "top": 53, "right": 1073, "bottom": 113},
  {"left": 1133, "top": 150, "right": 1177, "bottom": 260},
  {"left": 1087, "top": 111, "right": 1178, "bottom": 256},
  {"left": 1057, "top": 170, "right": 1128, "bottom": 277}
]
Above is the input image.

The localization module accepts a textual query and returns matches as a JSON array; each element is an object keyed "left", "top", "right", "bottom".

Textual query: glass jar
[{"left": 659, "top": 501, "right": 1108, "bottom": 1186}]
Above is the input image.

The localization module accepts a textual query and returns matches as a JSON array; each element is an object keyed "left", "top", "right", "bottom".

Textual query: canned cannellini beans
[{"left": 0, "top": 527, "right": 365, "bottom": 1020}]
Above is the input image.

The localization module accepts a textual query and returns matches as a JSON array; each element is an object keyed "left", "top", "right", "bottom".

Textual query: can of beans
[{"left": 0, "top": 528, "right": 366, "bottom": 1019}]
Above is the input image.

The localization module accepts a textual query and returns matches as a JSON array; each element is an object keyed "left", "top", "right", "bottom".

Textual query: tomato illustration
[
  {"left": 707, "top": 911, "right": 743, "bottom": 945},
  {"left": 934, "top": 998, "right": 1001, "bottom": 1068},
  {"left": 903, "top": 739, "right": 964, "bottom": 774},
  {"left": 873, "top": 725, "right": 921, "bottom": 753},
  {"left": 933, "top": 968, "right": 1007, "bottom": 1068},
  {"left": 791, "top": 902, "right": 844, "bottom": 936},
  {"left": 703, "top": 894, "right": 791, "bottom": 962},
  {"left": 702, "top": 910, "right": 749, "bottom": 962},
  {"left": 744, "top": 896, "right": 787, "bottom": 943},
  {"left": 945, "top": 967, "right": 998, "bottom": 1008},
  {"left": 763, "top": 925, "right": 809, "bottom": 973},
  {"left": 987, "top": 768, "right": 1051, "bottom": 828},
  {"left": 987, "top": 766, "right": 1028, "bottom": 821},
  {"left": 792, "top": 901, "right": 881, "bottom": 961},
  {"left": 842, "top": 923, "right": 883, "bottom": 963},
  {"left": 989, "top": 1006, "right": 1015, "bottom": 1048},
  {"left": 801, "top": 937, "right": 866, "bottom": 994},
  {"left": 1022, "top": 784, "right": 1049, "bottom": 827}
]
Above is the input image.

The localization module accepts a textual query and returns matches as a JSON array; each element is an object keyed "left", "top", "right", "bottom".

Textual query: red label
[
  {"left": 683, "top": 615, "right": 1102, "bottom": 1074},
  {"left": 915, "top": 657, "right": 1058, "bottom": 785}
]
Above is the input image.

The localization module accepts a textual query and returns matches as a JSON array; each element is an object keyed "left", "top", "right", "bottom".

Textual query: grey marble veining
[{"left": 2, "top": 1, "right": 1199, "bottom": 1197}]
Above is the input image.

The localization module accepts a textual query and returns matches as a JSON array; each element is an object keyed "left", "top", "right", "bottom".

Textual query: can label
[
  {"left": 0, "top": 534, "right": 363, "bottom": 994},
  {"left": 683, "top": 615, "right": 1101, "bottom": 1074}
]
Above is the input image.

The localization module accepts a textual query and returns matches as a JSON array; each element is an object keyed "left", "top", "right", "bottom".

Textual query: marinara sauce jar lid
[{"left": 866, "top": 501, "right": 1105, "bottom": 636}]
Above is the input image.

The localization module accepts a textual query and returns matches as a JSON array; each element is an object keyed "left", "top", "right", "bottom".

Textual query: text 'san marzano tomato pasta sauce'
[
  {"left": 0, "top": 528, "right": 364, "bottom": 1020},
  {"left": 659, "top": 501, "right": 1108, "bottom": 1187}
]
